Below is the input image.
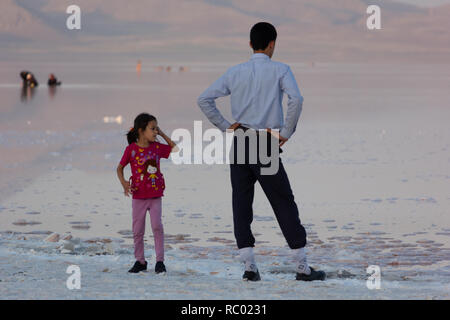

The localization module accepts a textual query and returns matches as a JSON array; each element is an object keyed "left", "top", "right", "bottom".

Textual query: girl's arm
[
  {"left": 116, "top": 164, "right": 132, "bottom": 197},
  {"left": 157, "top": 127, "right": 179, "bottom": 152}
]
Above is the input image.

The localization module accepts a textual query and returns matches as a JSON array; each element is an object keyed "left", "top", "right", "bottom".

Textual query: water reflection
[
  {"left": 48, "top": 85, "right": 58, "bottom": 99},
  {"left": 20, "top": 83, "right": 36, "bottom": 103}
]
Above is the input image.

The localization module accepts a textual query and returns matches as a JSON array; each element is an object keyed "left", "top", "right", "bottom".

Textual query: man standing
[{"left": 198, "top": 22, "right": 325, "bottom": 281}]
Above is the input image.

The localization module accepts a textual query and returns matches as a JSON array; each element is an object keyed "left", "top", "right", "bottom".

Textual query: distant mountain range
[{"left": 1, "top": 0, "right": 449, "bottom": 62}]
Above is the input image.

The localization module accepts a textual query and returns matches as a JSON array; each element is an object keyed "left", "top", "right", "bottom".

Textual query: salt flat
[{"left": 1, "top": 62, "right": 449, "bottom": 299}]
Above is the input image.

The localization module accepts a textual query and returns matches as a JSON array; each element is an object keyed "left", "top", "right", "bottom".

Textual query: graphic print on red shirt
[{"left": 119, "top": 142, "right": 171, "bottom": 199}]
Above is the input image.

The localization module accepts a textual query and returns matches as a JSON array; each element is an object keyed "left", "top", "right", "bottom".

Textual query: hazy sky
[
  {"left": 1, "top": 0, "right": 449, "bottom": 63},
  {"left": 393, "top": 0, "right": 450, "bottom": 6}
]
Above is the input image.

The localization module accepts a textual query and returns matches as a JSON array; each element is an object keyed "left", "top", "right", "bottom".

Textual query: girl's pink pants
[{"left": 132, "top": 197, "right": 164, "bottom": 263}]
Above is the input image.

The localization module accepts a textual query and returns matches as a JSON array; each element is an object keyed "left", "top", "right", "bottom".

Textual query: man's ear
[{"left": 249, "top": 41, "right": 253, "bottom": 49}]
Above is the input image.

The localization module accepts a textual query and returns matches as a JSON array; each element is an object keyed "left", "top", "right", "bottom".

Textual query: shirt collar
[{"left": 251, "top": 53, "right": 270, "bottom": 60}]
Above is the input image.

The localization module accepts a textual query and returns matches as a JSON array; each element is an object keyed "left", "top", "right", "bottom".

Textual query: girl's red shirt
[{"left": 120, "top": 142, "right": 171, "bottom": 199}]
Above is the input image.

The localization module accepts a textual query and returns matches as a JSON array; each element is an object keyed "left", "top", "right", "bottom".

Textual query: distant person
[
  {"left": 20, "top": 71, "right": 38, "bottom": 88},
  {"left": 136, "top": 60, "right": 142, "bottom": 74},
  {"left": 198, "top": 22, "right": 326, "bottom": 281},
  {"left": 47, "top": 74, "right": 61, "bottom": 86},
  {"left": 117, "top": 113, "right": 177, "bottom": 274}
]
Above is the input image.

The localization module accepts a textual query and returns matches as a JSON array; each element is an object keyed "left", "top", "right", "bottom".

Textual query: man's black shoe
[
  {"left": 296, "top": 267, "right": 326, "bottom": 281},
  {"left": 242, "top": 269, "right": 261, "bottom": 281}
]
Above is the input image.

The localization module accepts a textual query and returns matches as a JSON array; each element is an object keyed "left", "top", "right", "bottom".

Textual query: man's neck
[{"left": 253, "top": 51, "right": 270, "bottom": 58}]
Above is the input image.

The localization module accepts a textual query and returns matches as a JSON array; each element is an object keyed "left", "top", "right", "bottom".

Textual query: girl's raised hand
[{"left": 156, "top": 126, "right": 164, "bottom": 136}]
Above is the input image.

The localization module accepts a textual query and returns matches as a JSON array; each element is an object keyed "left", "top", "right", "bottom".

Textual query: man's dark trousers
[{"left": 230, "top": 127, "right": 307, "bottom": 250}]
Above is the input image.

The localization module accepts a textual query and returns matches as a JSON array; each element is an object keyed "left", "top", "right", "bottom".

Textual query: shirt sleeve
[
  {"left": 157, "top": 142, "right": 172, "bottom": 159},
  {"left": 119, "top": 145, "right": 131, "bottom": 167},
  {"left": 197, "top": 70, "right": 232, "bottom": 131},
  {"left": 279, "top": 66, "right": 304, "bottom": 139}
]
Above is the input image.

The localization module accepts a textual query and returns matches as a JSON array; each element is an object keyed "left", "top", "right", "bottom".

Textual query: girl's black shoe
[
  {"left": 155, "top": 261, "right": 166, "bottom": 273},
  {"left": 128, "top": 261, "right": 147, "bottom": 273}
]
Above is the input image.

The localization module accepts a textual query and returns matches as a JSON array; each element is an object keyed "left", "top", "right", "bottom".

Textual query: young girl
[{"left": 117, "top": 113, "right": 176, "bottom": 273}]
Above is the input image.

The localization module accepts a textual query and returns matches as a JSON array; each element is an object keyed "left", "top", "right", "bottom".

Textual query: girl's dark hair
[
  {"left": 250, "top": 22, "right": 277, "bottom": 51},
  {"left": 126, "top": 113, "right": 157, "bottom": 144}
]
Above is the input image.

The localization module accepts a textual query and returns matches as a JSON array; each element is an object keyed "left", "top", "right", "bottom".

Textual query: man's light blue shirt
[{"left": 197, "top": 53, "right": 303, "bottom": 139}]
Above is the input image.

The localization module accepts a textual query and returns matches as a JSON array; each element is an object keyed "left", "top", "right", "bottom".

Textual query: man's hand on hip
[
  {"left": 266, "top": 128, "right": 288, "bottom": 147},
  {"left": 228, "top": 122, "right": 241, "bottom": 131}
]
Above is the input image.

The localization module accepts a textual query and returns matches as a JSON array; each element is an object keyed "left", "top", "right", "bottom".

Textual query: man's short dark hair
[{"left": 250, "top": 22, "right": 277, "bottom": 51}]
